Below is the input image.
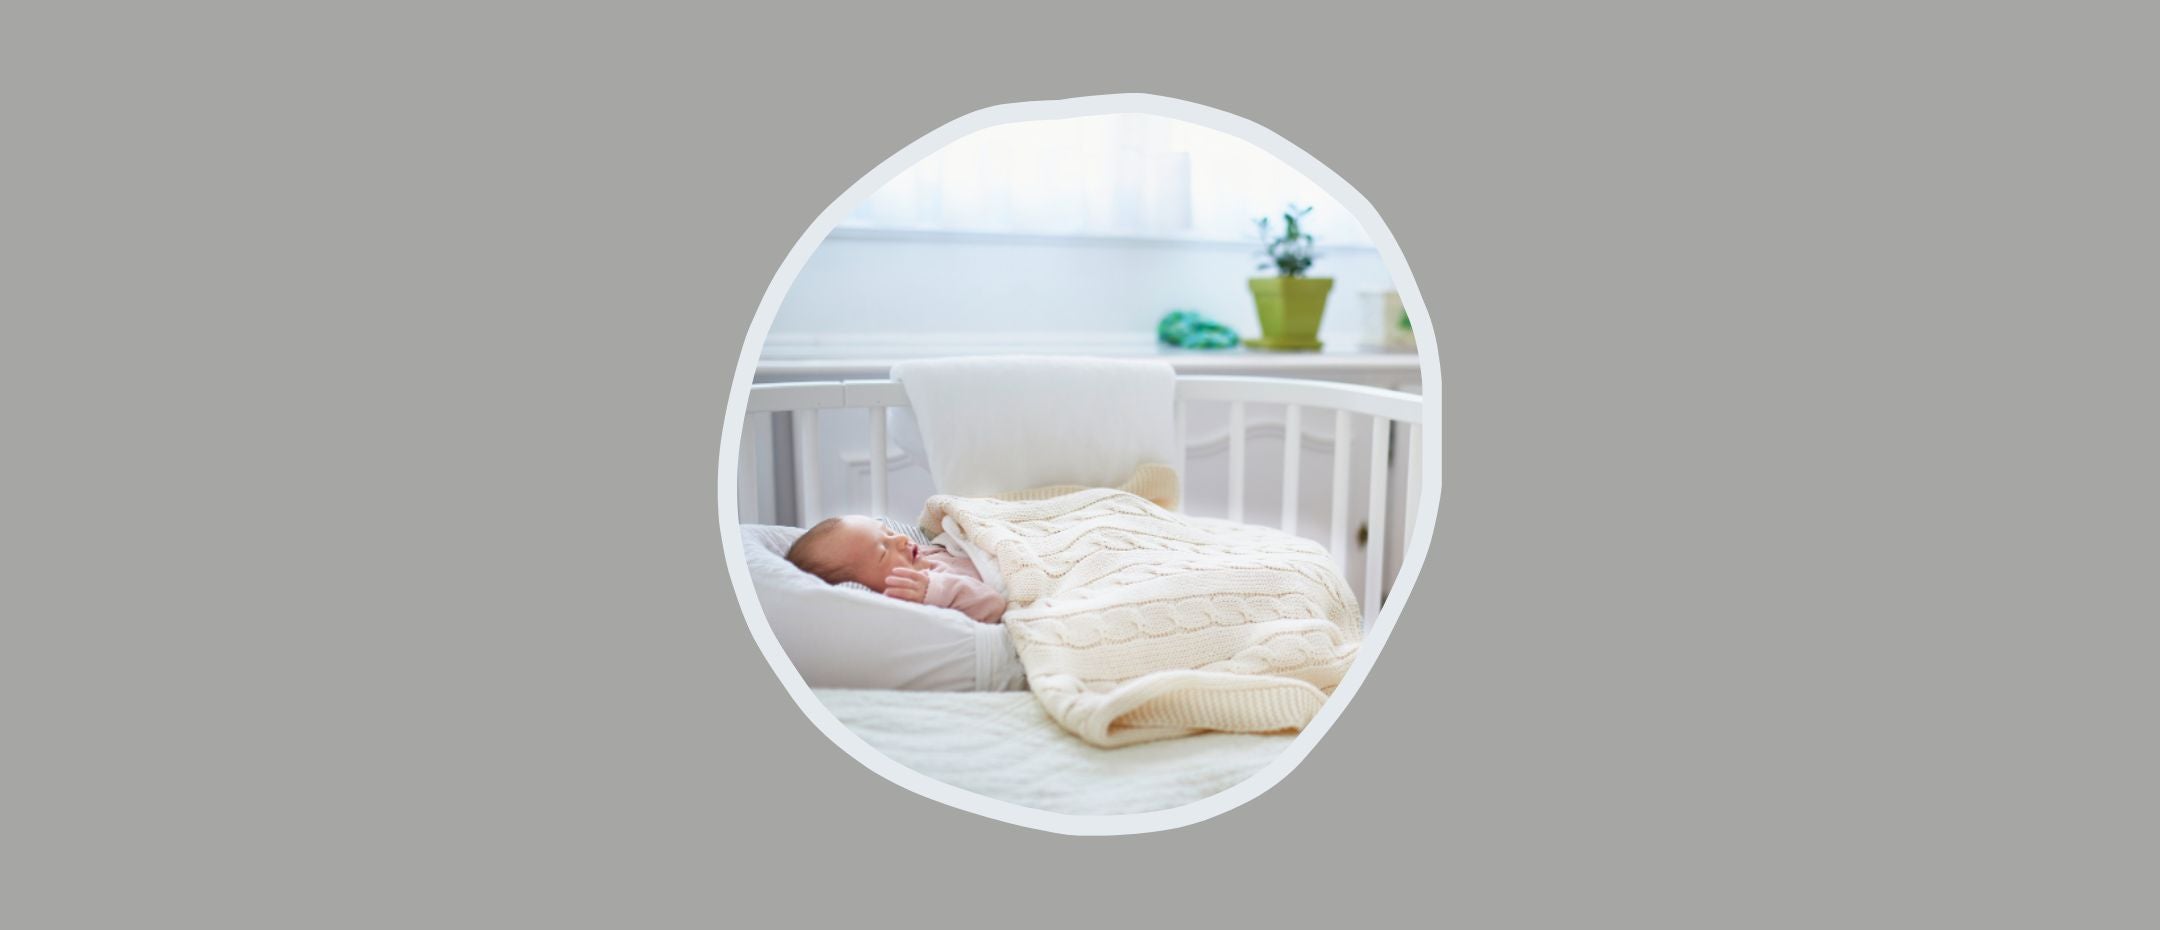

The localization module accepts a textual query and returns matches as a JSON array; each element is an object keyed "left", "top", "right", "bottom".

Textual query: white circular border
[{"left": 715, "top": 93, "right": 1441, "bottom": 836}]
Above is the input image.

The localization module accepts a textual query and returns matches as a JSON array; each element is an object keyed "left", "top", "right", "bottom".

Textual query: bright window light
[{"left": 843, "top": 113, "right": 1373, "bottom": 246}]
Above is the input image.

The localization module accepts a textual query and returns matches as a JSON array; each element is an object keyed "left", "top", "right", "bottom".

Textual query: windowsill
[{"left": 754, "top": 333, "right": 1422, "bottom": 381}]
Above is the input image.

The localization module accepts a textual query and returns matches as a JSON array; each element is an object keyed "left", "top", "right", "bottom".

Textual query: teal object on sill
[{"left": 1156, "top": 309, "right": 1241, "bottom": 350}]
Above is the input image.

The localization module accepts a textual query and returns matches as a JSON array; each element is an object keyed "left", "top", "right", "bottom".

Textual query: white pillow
[
  {"left": 739, "top": 523, "right": 1024, "bottom": 692},
  {"left": 891, "top": 356, "right": 1177, "bottom": 498}
]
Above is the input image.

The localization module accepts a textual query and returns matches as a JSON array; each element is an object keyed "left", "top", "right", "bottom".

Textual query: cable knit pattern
[{"left": 923, "top": 470, "right": 1362, "bottom": 748}]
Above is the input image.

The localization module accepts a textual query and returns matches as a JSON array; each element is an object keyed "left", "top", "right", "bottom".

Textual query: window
[{"left": 842, "top": 113, "right": 1373, "bottom": 246}]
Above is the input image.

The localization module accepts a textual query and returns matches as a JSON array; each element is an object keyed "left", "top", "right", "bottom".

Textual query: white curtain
[{"left": 845, "top": 113, "right": 1372, "bottom": 246}]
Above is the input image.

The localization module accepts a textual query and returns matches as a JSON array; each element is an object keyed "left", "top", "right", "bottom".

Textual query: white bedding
[{"left": 813, "top": 688, "right": 1294, "bottom": 816}]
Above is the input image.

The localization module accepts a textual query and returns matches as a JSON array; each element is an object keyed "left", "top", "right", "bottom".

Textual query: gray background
[{"left": 7, "top": 2, "right": 2154, "bottom": 926}]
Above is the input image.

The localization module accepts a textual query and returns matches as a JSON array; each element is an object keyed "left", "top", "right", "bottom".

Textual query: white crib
[{"left": 735, "top": 375, "right": 1428, "bottom": 623}]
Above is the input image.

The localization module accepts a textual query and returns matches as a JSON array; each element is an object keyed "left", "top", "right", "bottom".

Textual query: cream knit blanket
[{"left": 922, "top": 470, "right": 1363, "bottom": 748}]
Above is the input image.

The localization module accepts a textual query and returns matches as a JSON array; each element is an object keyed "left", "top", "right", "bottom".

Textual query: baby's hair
[{"left": 784, "top": 517, "right": 854, "bottom": 585}]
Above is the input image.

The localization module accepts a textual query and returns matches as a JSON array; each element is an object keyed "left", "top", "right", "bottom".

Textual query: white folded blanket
[{"left": 892, "top": 356, "right": 1179, "bottom": 501}]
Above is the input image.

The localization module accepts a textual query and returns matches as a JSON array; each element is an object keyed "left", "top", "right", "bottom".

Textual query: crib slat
[
  {"left": 1173, "top": 399, "right": 1187, "bottom": 512},
  {"left": 1330, "top": 409, "right": 1352, "bottom": 572},
  {"left": 868, "top": 406, "right": 888, "bottom": 519},
  {"left": 1280, "top": 404, "right": 1301, "bottom": 534},
  {"left": 1406, "top": 422, "right": 1422, "bottom": 525},
  {"left": 795, "top": 409, "right": 820, "bottom": 524},
  {"left": 1227, "top": 401, "right": 1246, "bottom": 523},
  {"left": 752, "top": 412, "right": 776, "bottom": 524},
  {"left": 1366, "top": 415, "right": 1391, "bottom": 624}
]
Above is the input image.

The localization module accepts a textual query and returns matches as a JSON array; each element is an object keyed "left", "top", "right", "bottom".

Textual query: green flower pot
[{"left": 1246, "top": 276, "right": 1334, "bottom": 349}]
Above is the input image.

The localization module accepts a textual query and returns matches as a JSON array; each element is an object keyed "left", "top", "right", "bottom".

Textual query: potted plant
[{"left": 1246, "top": 204, "right": 1332, "bottom": 350}]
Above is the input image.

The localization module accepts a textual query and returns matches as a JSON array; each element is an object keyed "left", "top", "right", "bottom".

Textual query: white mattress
[{"left": 813, "top": 688, "right": 1294, "bottom": 816}]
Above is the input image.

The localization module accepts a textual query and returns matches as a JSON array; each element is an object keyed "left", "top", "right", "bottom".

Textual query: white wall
[{"left": 770, "top": 231, "right": 1403, "bottom": 347}]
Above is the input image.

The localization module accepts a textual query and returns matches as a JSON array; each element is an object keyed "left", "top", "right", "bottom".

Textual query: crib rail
[{"left": 737, "top": 376, "right": 1425, "bottom": 623}]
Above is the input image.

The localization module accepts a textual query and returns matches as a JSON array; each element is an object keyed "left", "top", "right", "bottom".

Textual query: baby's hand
[{"left": 881, "top": 567, "right": 930, "bottom": 603}]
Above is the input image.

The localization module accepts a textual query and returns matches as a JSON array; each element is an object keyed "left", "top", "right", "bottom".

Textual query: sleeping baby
[{"left": 784, "top": 515, "right": 1004, "bottom": 623}]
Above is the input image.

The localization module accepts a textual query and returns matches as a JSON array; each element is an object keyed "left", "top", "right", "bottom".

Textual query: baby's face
[{"left": 819, "top": 516, "right": 930, "bottom": 590}]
